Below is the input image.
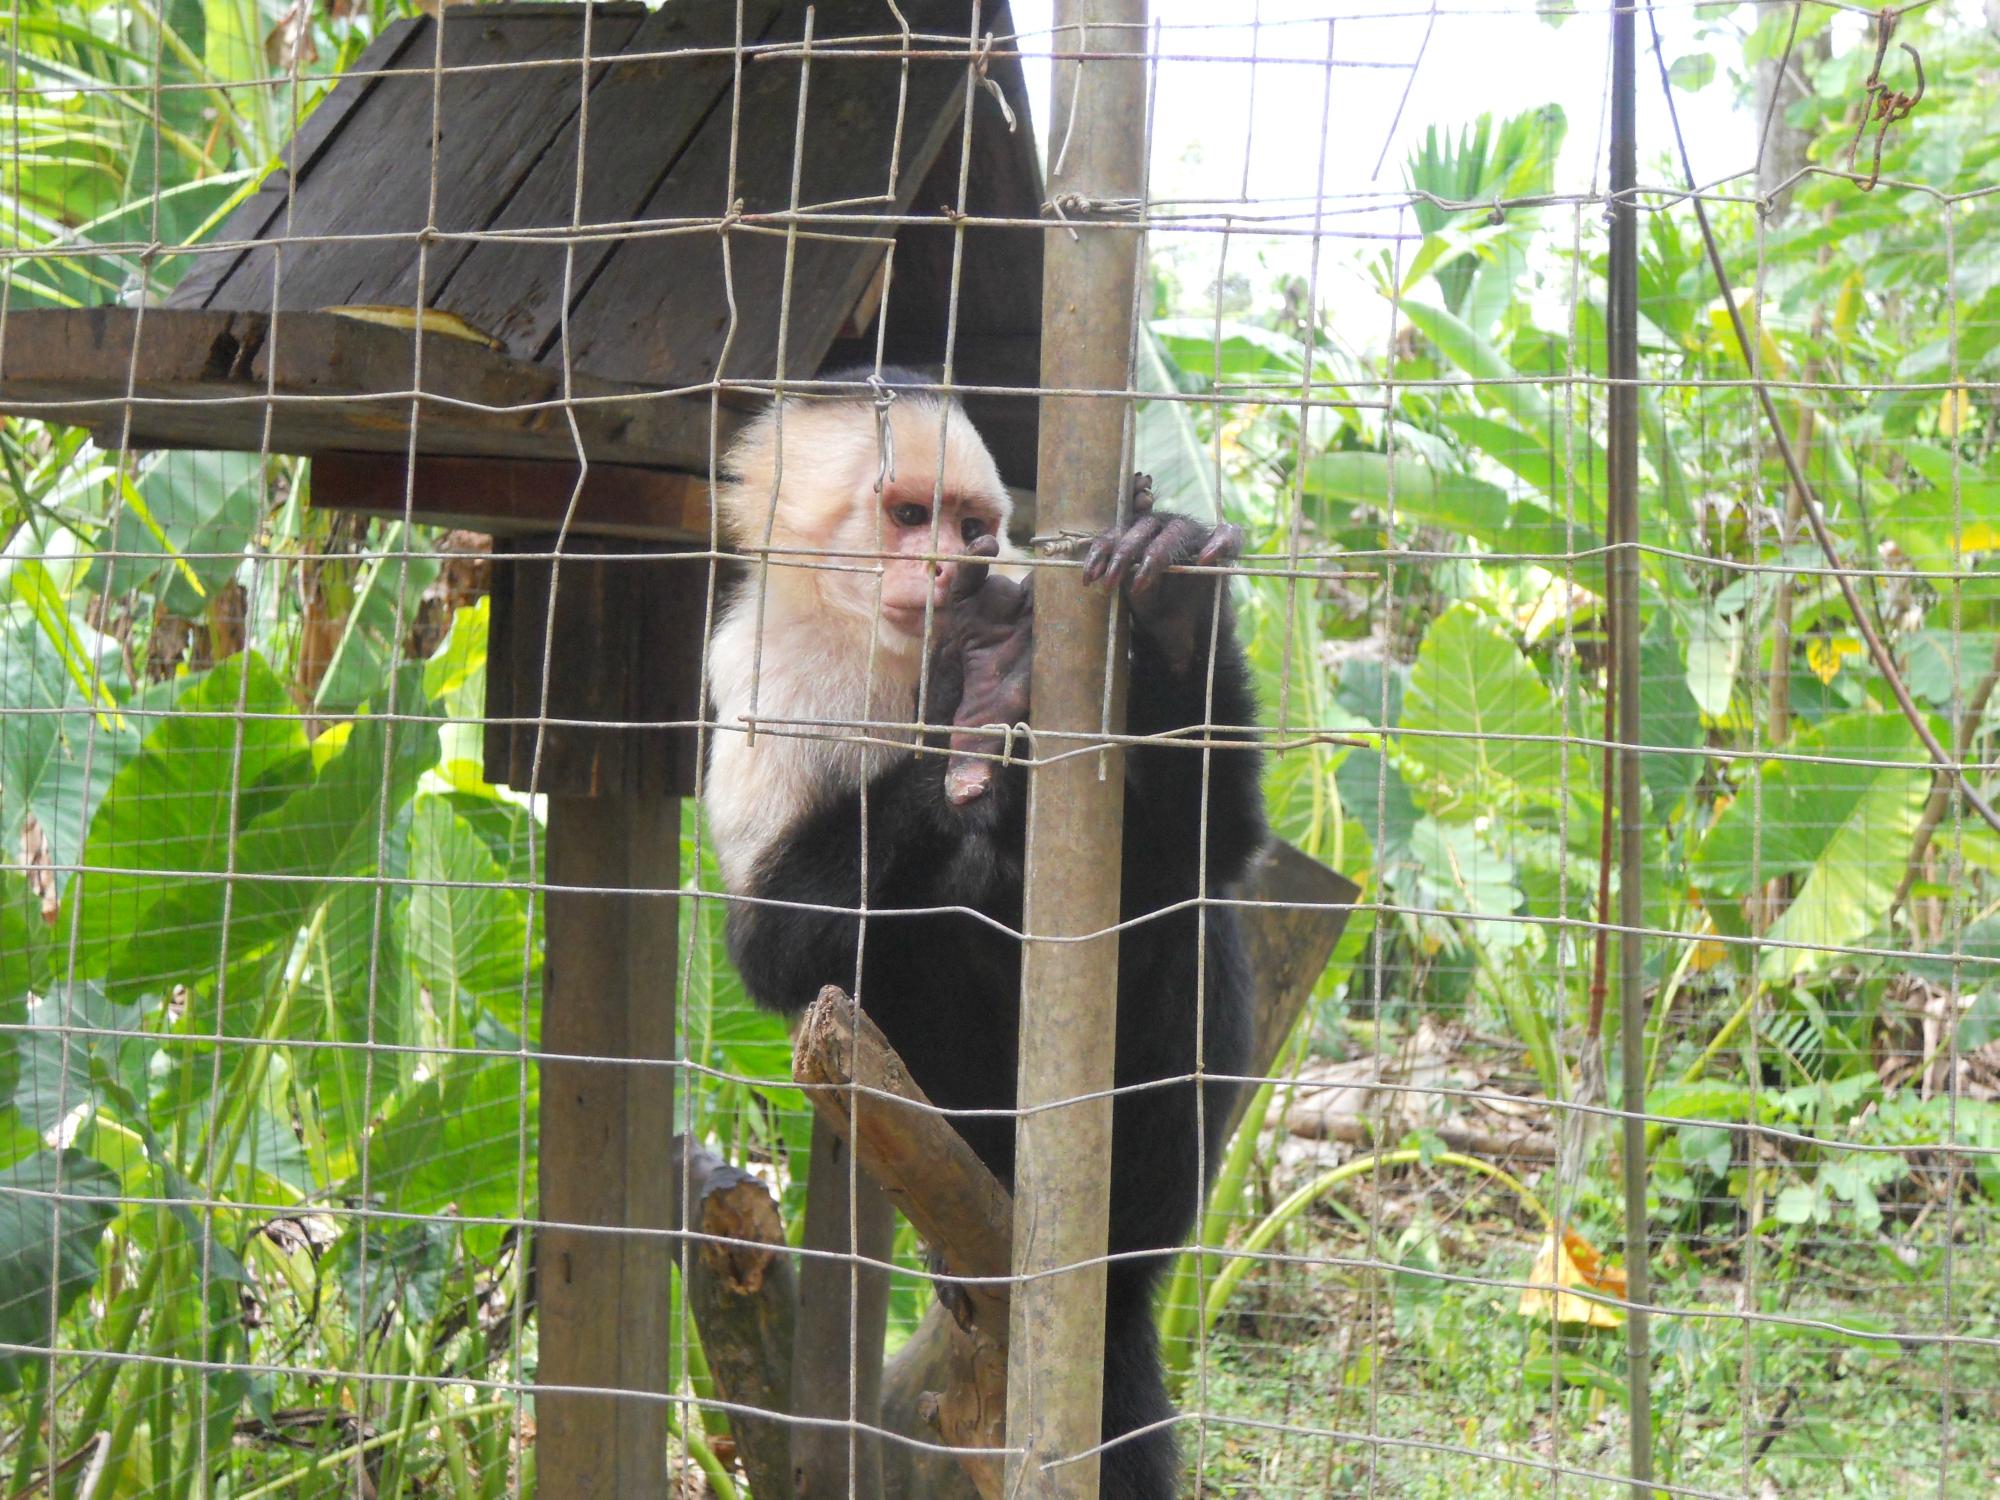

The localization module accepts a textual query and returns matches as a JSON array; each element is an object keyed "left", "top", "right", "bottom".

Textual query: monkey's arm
[
  {"left": 1084, "top": 481, "right": 1268, "bottom": 890},
  {"left": 724, "top": 557, "right": 1033, "bottom": 1016},
  {"left": 722, "top": 749, "right": 1019, "bottom": 1016}
]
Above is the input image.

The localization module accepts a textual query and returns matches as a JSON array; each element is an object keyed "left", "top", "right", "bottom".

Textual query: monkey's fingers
[
  {"left": 1130, "top": 515, "right": 1216, "bottom": 595},
  {"left": 1131, "top": 471, "right": 1156, "bottom": 516},
  {"left": 1195, "top": 522, "right": 1244, "bottom": 568},
  {"left": 950, "top": 533, "right": 1003, "bottom": 601},
  {"left": 944, "top": 727, "right": 1007, "bottom": 805},
  {"left": 1083, "top": 513, "right": 1167, "bottom": 588}
]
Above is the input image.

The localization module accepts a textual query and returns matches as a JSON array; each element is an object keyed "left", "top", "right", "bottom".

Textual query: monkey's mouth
[{"left": 876, "top": 602, "right": 938, "bottom": 637}]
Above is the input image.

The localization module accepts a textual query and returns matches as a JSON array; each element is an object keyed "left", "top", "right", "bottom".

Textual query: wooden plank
[
  {"left": 810, "top": 3, "right": 1044, "bottom": 486},
  {"left": 555, "top": 0, "right": 975, "bottom": 389},
  {"left": 437, "top": 1, "right": 784, "bottom": 360},
  {"left": 309, "top": 451, "right": 716, "bottom": 539},
  {"left": 167, "top": 18, "right": 431, "bottom": 310},
  {"left": 1230, "top": 842, "right": 1360, "bottom": 1139},
  {"left": 214, "top": 14, "right": 647, "bottom": 321},
  {"left": 482, "top": 536, "right": 709, "bottom": 797},
  {"left": 0, "top": 307, "right": 719, "bottom": 468},
  {"left": 336, "top": 9, "right": 654, "bottom": 316},
  {"left": 540, "top": 793, "right": 680, "bottom": 1500}
]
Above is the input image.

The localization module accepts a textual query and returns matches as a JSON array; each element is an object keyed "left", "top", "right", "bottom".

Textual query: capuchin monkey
[{"left": 704, "top": 369, "right": 1265, "bottom": 1500}]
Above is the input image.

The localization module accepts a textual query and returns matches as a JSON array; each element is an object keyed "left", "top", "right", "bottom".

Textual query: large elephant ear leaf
[
  {"left": 1396, "top": 603, "right": 1567, "bottom": 816},
  {"left": 1693, "top": 712, "right": 1930, "bottom": 980},
  {"left": 0, "top": 1149, "right": 120, "bottom": 1394}
]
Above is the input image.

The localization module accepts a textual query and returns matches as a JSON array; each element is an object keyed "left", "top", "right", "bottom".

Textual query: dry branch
[
  {"left": 668, "top": 1137, "right": 796, "bottom": 1500},
  {"left": 794, "top": 988, "right": 1015, "bottom": 1500}
]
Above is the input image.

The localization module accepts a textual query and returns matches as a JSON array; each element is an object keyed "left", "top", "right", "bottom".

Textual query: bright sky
[{"left": 1001, "top": 0, "right": 1829, "bottom": 338}]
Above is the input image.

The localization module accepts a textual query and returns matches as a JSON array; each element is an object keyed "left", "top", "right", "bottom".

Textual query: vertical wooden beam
[
  {"left": 538, "top": 795, "right": 680, "bottom": 1499},
  {"left": 1007, "top": 5, "right": 1148, "bottom": 1499},
  {"left": 484, "top": 539, "right": 706, "bottom": 1500},
  {"left": 789, "top": 1117, "right": 896, "bottom": 1500}
]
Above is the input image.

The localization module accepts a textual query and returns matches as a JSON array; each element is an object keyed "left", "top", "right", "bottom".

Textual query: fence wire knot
[
  {"left": 974, "top": 30, "right": 1018, "bottom": 134},
  {"left": 868, "top": 373, "right": 899, "bottom": 491},
  {"left": 1044, "top": 192, "right": 1144, "bottom": 242},
  {"left": 1028, "top": 530, "right": 1095, "bottom": 558}
]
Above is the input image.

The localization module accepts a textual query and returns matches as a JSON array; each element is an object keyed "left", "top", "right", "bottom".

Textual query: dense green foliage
[{"left": 0, "top": 1, "right": 1997, "bottom": 1496}]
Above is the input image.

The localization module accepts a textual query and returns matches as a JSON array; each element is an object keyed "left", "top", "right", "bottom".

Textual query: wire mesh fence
[{"left": 0, "top": 0, "right": 1996, "bottom": 1497}]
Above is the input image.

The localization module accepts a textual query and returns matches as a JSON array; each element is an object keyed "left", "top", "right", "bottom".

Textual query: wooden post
[
  {"left": 539, "top": 796, "right": 679, "bottom": 1497},
  {"left": 1007, "top": 5, "right": 1149, "bottom": 1498},
  {"left": 789, "top": 1117, "right": 896, "bottom": 1500},
  {"left": 484, "top": 539, "right": 707, "bottom": 1500}
]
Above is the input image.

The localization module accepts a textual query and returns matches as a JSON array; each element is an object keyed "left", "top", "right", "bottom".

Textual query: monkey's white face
[
  {"left": 716, "top": 391, "right": 1015, "bottom": 666},
  {"left": 861, "top": 477, "right": 1006, "bottom": 642}
]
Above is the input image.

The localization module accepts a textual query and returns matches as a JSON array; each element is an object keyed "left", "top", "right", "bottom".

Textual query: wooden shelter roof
[{"left": 0, "top": 0, "right": 1044, "bottom": 526}]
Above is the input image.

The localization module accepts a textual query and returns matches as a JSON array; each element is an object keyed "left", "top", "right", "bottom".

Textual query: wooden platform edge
[{"left": 0, "top": 305, "right": 724, "bottom": 470}]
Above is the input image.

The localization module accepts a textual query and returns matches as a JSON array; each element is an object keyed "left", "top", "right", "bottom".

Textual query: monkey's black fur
[{"left": 722, "top": 518, "right": 1265, "bottom": 1500}]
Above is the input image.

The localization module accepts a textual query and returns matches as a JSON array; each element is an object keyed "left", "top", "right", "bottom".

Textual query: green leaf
[
  {"left": 1668, "top": 54, "right": 1716, "bottom": 92},
  {"left": 0, "top": 601, "right": 139, "bottom": 870},
  {"left": 1401, "top": 301, "right": 1606, "bottom": 478},
  {"left": 1695, "top": 713, "right": 1927, "bottom": 894},
  {"left": 1395, "top": 603, "right": 1567, "bottom": 816},
  {"left": 104, "top": 450, "right": 264, "bottom": 615},
  {"left": 362, "top": 1055, "right": 536, "bottom": 1253},
  {"left": 0, "top": 1149, "right": 120, "bottom": 1394},
  {"left": 1683, "top": 609, "right": 1740, "bottom": 719},
  {"left": 1334, "top": 749, "right": 1419, "bottom": 857},
  {"left": 1151, "top": 319, "right": 1318, "bottom": 382},
  {"left": 75, "top": 662, "right": 435, "bottom": 995},
  {"left": 334, "top": 1218, "right": 452, "bottom": 1336},
  {"left": 1303, "top": 450, "right": 1514, "bottom": 543},
  {"left": 1135, "top": 325, "right": 1227, "bottom": 524},
  {"left": 1436, "top": 410, "right": 1603, "bottom": 519},
  {"left": 1638, "top": 612, "right": 1704, "bottom": 815},
  {"left": 1694, "top": 713, "right": 1930, "bottom": 979},
  {"left": 0, "top": 872, "right": 54, "bottom": 1010},
  {"left": 1774, "top": 1182, "right": 1820, "bottom": 1224},
  {"left": 407, "top": 797, "right": 539, "bottom": 1037},
  {"left": 312, "top": 523, "right": 441, "bottom": 713},
  {"left": 9, "top": 986, "right": 147, "bottom": 1138}
]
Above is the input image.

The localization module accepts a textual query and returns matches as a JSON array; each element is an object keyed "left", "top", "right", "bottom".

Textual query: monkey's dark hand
[
  {"left": 938, "top": 536, "right": 1033, "bottom": 807},
  {"left": 1081, "top": 472, "right": 1243, "bottom": 671}
]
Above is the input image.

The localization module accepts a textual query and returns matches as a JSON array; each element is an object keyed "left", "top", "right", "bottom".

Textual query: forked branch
[{"left": 793, "top": 987, "right": 1016, "bottom": 1500}]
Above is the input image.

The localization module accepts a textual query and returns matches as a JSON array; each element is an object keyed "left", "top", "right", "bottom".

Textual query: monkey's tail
[{"left": 1098, "top": 1277, "right": 1183, "bottom": 1500}]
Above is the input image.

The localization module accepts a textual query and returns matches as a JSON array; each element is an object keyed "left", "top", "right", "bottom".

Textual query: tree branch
[{"left": 794, "top": 988, "right": 1014, "bottom": 1500}]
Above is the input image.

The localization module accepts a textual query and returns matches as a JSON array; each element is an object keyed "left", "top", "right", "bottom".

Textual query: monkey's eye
[
  {"left": 960, "top": 518, "right": 989, "bottom": 544},
  {"left": 890, "top": 503, "right": 931, "bottom": 529}
]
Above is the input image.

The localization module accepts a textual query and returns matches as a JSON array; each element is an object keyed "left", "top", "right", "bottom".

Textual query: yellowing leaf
[
  {"left": 322, "top": 304, "right": 502, "bottom": 350},
  {"left": 1957, "top": 522, "right": 2000, "bottom": 553},
  {"left": 1805, "top": 636, "right": 1862, "bottom": 684},
  {"left": 1517, "top": 1230, "right": 1625, "bottom": 1329},
  {"left": 1939, "top": 386, "right": 1973, "bottom": 438},
  {"left": 1684, "top": 913, "right": 1728, "bottom": 973},
  {"left": 1705, "top": 292, "right": 1785, "bottom": 377},
  {"left": 1832, "top": 272, "right": 1863, "bottom": 341}
]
